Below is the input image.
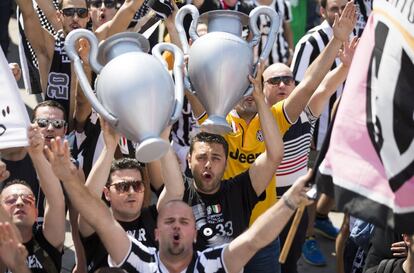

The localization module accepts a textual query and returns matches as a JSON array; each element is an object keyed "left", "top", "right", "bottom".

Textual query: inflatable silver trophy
[
  {"left": 176, "top": 5, "right": 279, "bottom": 133},
  {"left": 64, "top": 29, "right": 184, "bottom": 162}
]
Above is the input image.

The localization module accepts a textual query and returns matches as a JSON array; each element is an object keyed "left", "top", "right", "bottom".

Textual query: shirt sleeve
[
  {"left": 271, "top": 100, "right": 292, "bottom": 135},
  {"left": 108, "top": 234, "right": 160, "bottom": 272}
]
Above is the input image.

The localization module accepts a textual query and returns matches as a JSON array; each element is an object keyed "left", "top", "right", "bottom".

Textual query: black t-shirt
[
  {"left": 44, "top": 30, "right": 72, "bottom": 122},
  {"left": 6, "top": 228, "right": 62, "bottom": 273},
  {"left": 183, "top": 170, "right": 264, "bottom": 251},
  {"left": 81, "top": 205, "right": 158, "bottom": 272}
]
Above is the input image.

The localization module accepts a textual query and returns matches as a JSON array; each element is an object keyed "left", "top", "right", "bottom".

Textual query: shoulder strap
[
  {"left": 377, "top": 258, "right": 398, "bottom": 273},
  {"left": 32, "top": 237, "right": 59, "bottom": 273}
]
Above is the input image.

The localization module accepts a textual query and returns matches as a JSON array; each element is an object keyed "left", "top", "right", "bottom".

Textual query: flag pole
[{"left": 279, "top": 205, "right": 305, "bottom": 263}]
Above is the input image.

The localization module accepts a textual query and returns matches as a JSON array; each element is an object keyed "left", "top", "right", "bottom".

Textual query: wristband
[{"left": 282, "top": 195, "right": 297, "bottom": 211}]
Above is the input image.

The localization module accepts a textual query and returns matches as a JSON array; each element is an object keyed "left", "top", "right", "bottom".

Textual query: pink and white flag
[{"left": 318, "top": 0, "right": 414, "bottom": 233}]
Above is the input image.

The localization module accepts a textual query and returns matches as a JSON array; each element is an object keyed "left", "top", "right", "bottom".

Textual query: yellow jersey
[{"left": 199, "top": 101, "right": 292, "bottom": 224}]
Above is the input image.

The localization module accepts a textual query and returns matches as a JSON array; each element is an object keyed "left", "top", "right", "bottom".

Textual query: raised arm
[
  {"left": 284, "top": 1, "right": 356, "bottom": 123},
  {"left": 47, "top": 138, "right": 131, "bottom": 264},
  {"left": 224, "top": 171, "right": 313, "bottom": 273},
  {"left": 77, "top": 118, "right": 118, "bottom": 237},
  {"left": 73, "top": 38, "right": 93, "bottom": 133},
  {"left": 95, "top": 0, "right": 144, "bottom": 40},
  {"left": 307, "top": 37, "right": 358, "bottom": 116},
  {"left": 157, "top": 145, "right": 185, "bottom": 209},
  {"left": 14, "top": 0, "right": 55, "bottom": 75},
  {"left": 35, "top": 0, "right": 62, "bottom": 32},
  {"left": 27, "top": 125, "right": 65, "bottom": 251},
  {"left": 248, "top": 61, "right": 284, "bottom": 196},
  {"left": 164, "top": 1, "right": 181, "bottom": 49}
]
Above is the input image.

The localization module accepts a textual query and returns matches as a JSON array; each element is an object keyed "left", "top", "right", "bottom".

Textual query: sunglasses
[
  {"left": 3, "top": 193, "right": 35, "bottom": 206},
  {"left": 35, "top": 118, "right": 66, "bottom": 129},
  {"left": 90, "top": 0, "right": 116, "bottom": 8},
  {"left": 265, "top": 76, "right": 294, "bottom": 86},
  {"left": 108, "top": 180, "right": 145, "bottom": 193},
  {"left": 62, "top": 7, "right": 89, "bottom": 18}
]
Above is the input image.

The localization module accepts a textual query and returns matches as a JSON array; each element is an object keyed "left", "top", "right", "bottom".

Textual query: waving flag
[
  {"left": 0, "top": 48, "right": 31, "bottom": 149},
  {"left": 317, "top": 0, "right": 414, "bottom": 233}
]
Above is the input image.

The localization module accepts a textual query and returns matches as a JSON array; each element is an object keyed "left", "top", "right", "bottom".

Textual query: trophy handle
[
  {"left": 248, "top": 6, "right": 280, "bottom": 61},
  {"left": 152, "top": 43, "right": 185, "bottom": 125},
  {"left": 175, "top": 4, "right": 200, "bottom": 55},
  {"left": 64, "top": 29, "right": 119, "bottom": 126}
]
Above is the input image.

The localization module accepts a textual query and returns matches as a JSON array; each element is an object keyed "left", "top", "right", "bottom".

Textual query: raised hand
[
  {"left": 8, "top": 63, "right": 21, "bottom": 82},
  {"left": 27, "top": 124, "right": 45, "bottom": 156},
  {"left": 283, "top": 170, "right": 314, "bottom": 209},
  {"left": 45, "top": 137, "right": 78, "bottom": 182},
  {"left": 0, "top": 222, "right": 29, "bottom": 272},
  {"left": 0, "top": 160, "right": 10, "bottom": 183},
  {"left": 77, "top": 37, "right": 91, "bottom": 66},
  {"left": 391, "top": 241, "right": 408, "bottom": 258},
  {"left": 339, "top": 36, "right": 359, "bottom": 67},
  {"left": 99, "top": 117, "right": 119, "bottom": 151},
  {"left": 332, "top": 1, "right": 357, "bottom": 43},
  {"left": 249, "top": 60, "right": 266, "bottom": 102}
]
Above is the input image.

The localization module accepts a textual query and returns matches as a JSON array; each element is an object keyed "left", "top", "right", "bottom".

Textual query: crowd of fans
[{"left": 2, "top": 0, "right": 412, "bottom": 273}]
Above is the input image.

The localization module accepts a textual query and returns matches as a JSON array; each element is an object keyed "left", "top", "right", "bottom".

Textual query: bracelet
[{"left": 282, "top": 195, "right": 297, "bottom": 211}]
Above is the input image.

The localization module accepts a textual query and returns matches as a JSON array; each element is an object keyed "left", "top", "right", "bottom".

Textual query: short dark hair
[
  {"left": 189, "top": 132, "right": 229, "bottom": 159},
  {"left": 157, "top": 200, "right": 195, "bottom": 226},
  {"left": 58, "top": 0, "right": 89, "bottom": 10},
  {"left": 0, "top": 179, "right": 33, "bottom": 195},
  {"left": 320, "top": 0, "right": 327, "bottom": 9},
  {"left": 107, "top": 158, "right": 145, "bottom": 186},
  {"left": 33, "top": 100, "right": 67, "bottom": 122}
]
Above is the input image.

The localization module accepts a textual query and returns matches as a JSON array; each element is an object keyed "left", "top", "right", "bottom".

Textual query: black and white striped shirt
[
  {"left": 290, "top": 20, "right": 343, "bottom": 150},
  {"left": 108, "top": 235, "right": 229, "bottom": 273},
  {"left": 257, "top": 0, "right": 292, "bottom": 65}
]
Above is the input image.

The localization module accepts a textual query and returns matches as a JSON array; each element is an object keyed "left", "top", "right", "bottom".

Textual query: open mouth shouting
[
  {"left": 172, "top": 232, "right": 181, "bottom": 244},
  {"left": 99, "top": 12, "right": 107, "bottom": 22},
  {"left": 202, "top": 172, "right": 213, "bottom": 181}
]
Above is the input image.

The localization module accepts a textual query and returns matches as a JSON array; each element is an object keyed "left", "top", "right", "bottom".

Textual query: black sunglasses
[
  {"left": 108, "top": 180, "right": 145, "bottom": 193},
  {"left": 265, "top": 76, "right": 294, "bottom": 86},
  {"left": 62, "top": 7, "right": 89, "bottom": 18},
  {"left": 35, "top": 118, "right": 66, "bottom": 129},
  {"left": 90, "top": 0, "right": 116, "bottom": 8}
]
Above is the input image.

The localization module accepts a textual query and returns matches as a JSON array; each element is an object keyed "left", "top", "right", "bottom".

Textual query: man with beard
[
  {"left": 15, "top": 0, "right": 90, "bottom": 122},
  {"left": 46, "top": 133, "right": 313, "bottom": 273},
  {"left": 191, "top": 2, "right": 356, "bottom": 271}
]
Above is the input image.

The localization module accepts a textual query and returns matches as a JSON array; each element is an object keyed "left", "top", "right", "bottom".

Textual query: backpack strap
[{"left": 377, "top": 258, "right": 398, "bottom": 273}]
